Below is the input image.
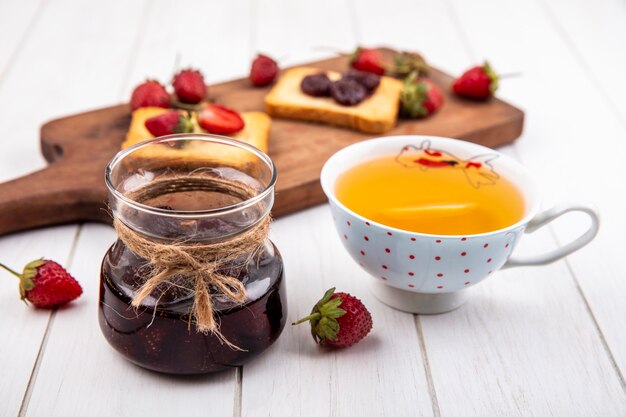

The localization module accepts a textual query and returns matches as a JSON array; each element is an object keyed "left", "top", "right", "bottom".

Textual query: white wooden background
[{"left": 0, "top": 0, "right": 625, "bottom": 416}]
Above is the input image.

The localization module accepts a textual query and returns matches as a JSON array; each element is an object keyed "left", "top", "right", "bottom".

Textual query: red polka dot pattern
[{"left": 336, "top": 214, "right": 522, "bottom": 292}]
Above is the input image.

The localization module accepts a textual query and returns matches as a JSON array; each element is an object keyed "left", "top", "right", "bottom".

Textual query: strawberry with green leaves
[
  {"left": 292, "top": 287, "right": 372, "bottom": 348},
  {"left": 0, "top": 259, "right": 82, "bottom": 308},
  {"left": 452, "top": 61, "right": 499, "bottom": 100},
  {"left": 400, "top": 71, "right": 444, "bottom": 118}
]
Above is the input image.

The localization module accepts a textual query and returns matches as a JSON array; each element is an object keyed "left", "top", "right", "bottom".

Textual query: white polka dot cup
[{"left": 320, "top": 136, "right": 600, "bottom": 314}]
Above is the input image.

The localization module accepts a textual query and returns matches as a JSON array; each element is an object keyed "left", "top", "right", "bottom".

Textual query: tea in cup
[{"left": 320, "top": 136, "right": 599, "bottom": 313}]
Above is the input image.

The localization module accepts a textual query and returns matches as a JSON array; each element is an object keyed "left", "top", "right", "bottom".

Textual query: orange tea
[{"left": 335, "top": 150, "right": 525, "bottom": 235}]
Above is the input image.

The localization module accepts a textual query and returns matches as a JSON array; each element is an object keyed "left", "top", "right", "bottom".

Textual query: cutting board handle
[{"left": 0, "top": 162, "right": 110, "bottom": 235}]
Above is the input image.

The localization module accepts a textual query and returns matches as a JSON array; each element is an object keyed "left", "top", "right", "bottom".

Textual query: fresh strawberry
[
  {"left": 197, "top": 103, "right": 245, "bottom": 134},
  {"left": 0, "top": 259, "right": 82, "bottom": 308},
  {"left": 350, "top": 47, "right": 386, "bottom": 75},
  {"left": 292, "top": 287, "right": 372, "bottom": 348},
  {"left": 250, "top": 54, "right": 279, "bottom": 87},
  {"left": 172, "top": 69, "right": 207, "bottom": 104},
  {"left": 130, "top": 80, "right": 170, "bottom": 110},
  {"left": 452, "top": 61, "right": 499, "bottom": 100},
  {"left": 144, "top": 111, "right": 193, "bottom": 137},
  {"left": 400, "top": 71, "right": 444, "bottom": 118}
]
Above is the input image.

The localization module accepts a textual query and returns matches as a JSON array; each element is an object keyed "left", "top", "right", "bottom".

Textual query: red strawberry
[
  {"left": 144, "top": 111, "right": 194, "bottom": 137},
  {"left": 197, "top": 103, "right": 245, "bottom": 135},
  {"left": 172, "top": 69, "right": 207, "bottom": 104},
  {"left": 400, "top": 72, "right": 444, "bottom": 118},
  {"left": 350, "top": 47, "right": 386, "bottom": 75},
  {"left": 130, "top": 80, "right": 170, "bottom": 110},
  {"left": 250, "top": 54, "right": 279, "bottom": 87},
  {"left": 0, "top": 259, "right": 82, "bottom": 308},
  {"left": 292, "top": 287, "right": 372, "bottom": 348},
  {"left": 453, "top": 61, "right": 499, "bottom": 100}
]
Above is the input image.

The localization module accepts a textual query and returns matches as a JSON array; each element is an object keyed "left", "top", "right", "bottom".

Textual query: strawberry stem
[
  {"left": 0, "top": 262, "right": 22, "bottom": 279},
  {"left": 291, "top": 312, "right": 321, "bottom": 326}
]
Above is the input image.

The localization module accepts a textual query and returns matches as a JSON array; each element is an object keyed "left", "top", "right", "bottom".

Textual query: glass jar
[{"left": 99, "top": 134, "right": 286, "bottom": 374}]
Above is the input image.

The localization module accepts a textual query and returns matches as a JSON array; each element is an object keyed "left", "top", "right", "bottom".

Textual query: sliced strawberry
[
  {"left": 197, "top": 103, "right": 245, "bottom": 135},
  {"left": 144, "top": 111, "right": 193, "bottom": 137}
]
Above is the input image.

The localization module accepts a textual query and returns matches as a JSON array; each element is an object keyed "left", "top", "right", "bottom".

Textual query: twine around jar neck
[{"left": 113, "top": 174, "right": 271, "bottom": 350}]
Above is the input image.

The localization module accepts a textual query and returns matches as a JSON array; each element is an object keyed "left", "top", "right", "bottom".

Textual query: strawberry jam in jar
[{"left": 99, "top": 134, "right": 286, "bottom": 374}]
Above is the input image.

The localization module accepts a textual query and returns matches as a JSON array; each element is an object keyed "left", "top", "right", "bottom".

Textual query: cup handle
[{"left": 502, "top": 202, "right": 600, "bottom": 269}]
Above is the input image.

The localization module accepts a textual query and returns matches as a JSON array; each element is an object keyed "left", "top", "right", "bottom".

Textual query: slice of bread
[
  {"left": 121, "top": 107, "right": 272, "bottom": 169},
  {"left": 265, "top": 67, "right": 403, "bottom": 134},
  {"left": 122, "top": 107, "right": 271, "bottom": 153}
]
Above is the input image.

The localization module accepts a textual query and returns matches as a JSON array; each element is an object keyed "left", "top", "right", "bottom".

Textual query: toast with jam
[
  {"left": 123, "top": 107, "right": 271, "bottom": 152},
  {"left": 264, "top": 67, "right": 403, "bottom": 134},
  {"left": 122, "top": 107, "right": 271, "bottom": 165}
]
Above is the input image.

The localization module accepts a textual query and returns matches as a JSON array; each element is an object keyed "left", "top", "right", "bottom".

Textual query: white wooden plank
[
  {"left": 241, "top": 206, "right": 434, "bottom": 417},
  {"left": 26, "top": 1, "right": 256, "bottom": 415},
  {"left": 122, "top": 0, "right": 257, "bottom": 97},
  {"left": 351, "top": 0, "right": 474, "bottom": 77},
  {"left": 448, "top": 0, "right": 626, "bottom": 380},
  {"left": 0, "top": 226, "right": 76, "bottom": 417},
  {"left": 354, "top": 0, "right": 626, "bottom": 414},
  {"left": 26, "top": 224, "right": 236, "bottom": 417},
  {"left": 531, "top": 0, "right": 626, "bottom": 377},
  {"left": 539, "top": 0, "right": 626, "bottom": 123},
  {"left": 0, "top": 0, "right": 151, "bottom": 413},
  {"left": 243, "top": 2, "right": 432, "bottom": 415},
  {"left": 0, "top": 0, "right": 44, "bottom": 78},
  {"left": 255, "top": 0, "right": 356, "bottom": 67},
  {"left": 421, "top": 235, "right": 626, "bottom": 416}
]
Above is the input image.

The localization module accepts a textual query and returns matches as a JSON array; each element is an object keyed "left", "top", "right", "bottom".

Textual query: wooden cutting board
[{"left": 0, "top": 48, "right": 523, "bottom": 236}]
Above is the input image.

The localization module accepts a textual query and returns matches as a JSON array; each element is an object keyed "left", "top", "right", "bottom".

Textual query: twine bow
[{"left": 113, "top": 175, "right": 270, "bottom": 349}]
